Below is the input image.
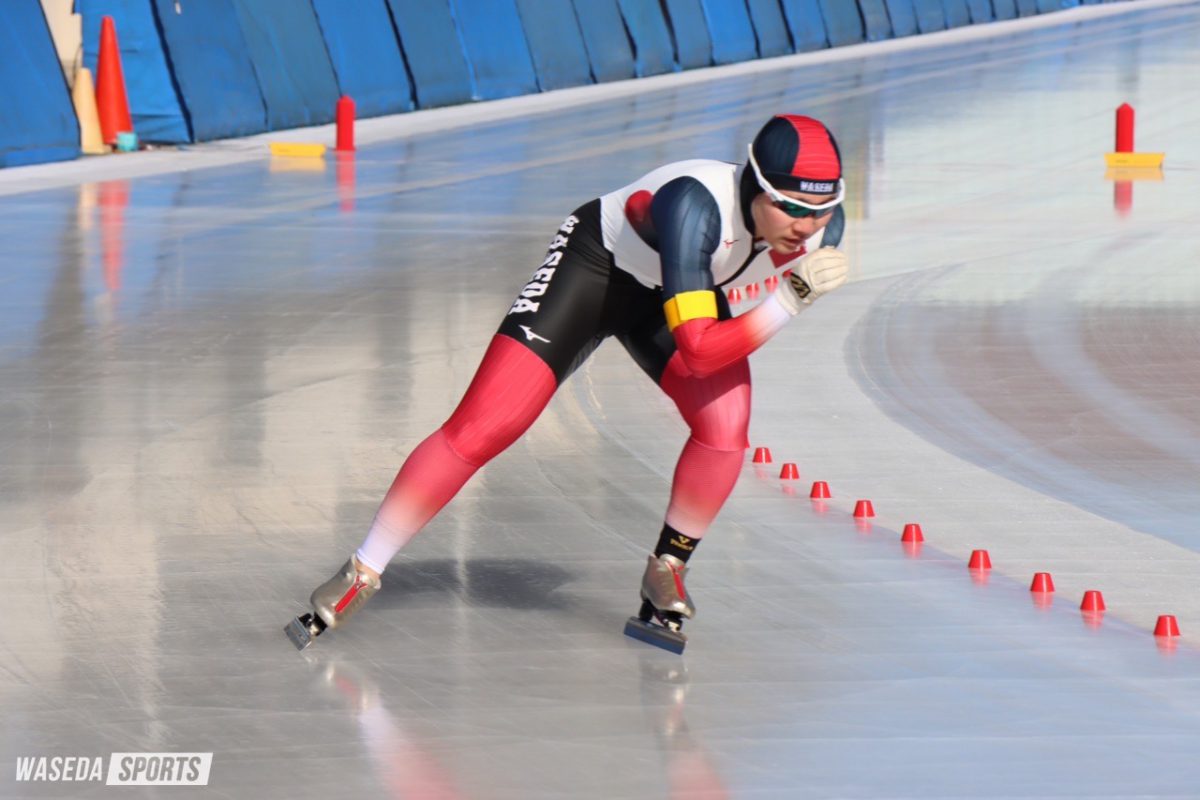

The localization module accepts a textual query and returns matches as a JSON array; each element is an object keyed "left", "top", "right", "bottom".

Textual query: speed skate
[{"left": 624, "top": 553, "right": 695, "bottom": 654}]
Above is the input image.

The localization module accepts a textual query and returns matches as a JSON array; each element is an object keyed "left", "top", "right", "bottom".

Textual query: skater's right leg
[{"left": 356, "top": 333, "right": 557, "bottom": 574}]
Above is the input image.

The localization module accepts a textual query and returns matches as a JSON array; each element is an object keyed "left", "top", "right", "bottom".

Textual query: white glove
[{"left": 783, "top": 247, "right": 848, "bottom": 306}]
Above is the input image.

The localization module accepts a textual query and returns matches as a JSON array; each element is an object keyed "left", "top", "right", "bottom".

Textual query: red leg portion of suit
[
  {"left": 659, "top": 351, "right": 751, "bottom": 539},
  {"left": 357, "top": 335, "right": 556, "bottom": 570}
]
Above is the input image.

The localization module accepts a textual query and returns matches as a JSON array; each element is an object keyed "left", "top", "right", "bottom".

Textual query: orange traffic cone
[{"left": 95, "top": 16, "right": 133, "bottom": 146}]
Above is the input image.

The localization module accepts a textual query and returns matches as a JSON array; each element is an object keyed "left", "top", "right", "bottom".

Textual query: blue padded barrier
[
  {"left": 1015, "top": 0, "right": 1040, "bottom": 15},
  {"left": 884, "top": 0, "right": 920, "bottom": 35},
  {"left": 745, "top": 0, "right": 794, "bottom": 57},
  {"left": 992, "top": 0, "right": 1018, "bottom": 18},
  {"left": 0, "top": 5, "right": 77, "bottom": 167},
  {"left": 912, "top": 0, "right": 947, "bottom": 31},
  {"left": 965, "top": 0, "right": 994, "bottom": 21},
  {"left": 571, "top": 0, "right": 636, "bottom": 82},
  {"left": 663, "top": 0, "right": 713, "bottom": 69},
  {"left": 858, "top": 0, "right": 894, "bottom": 40},
  {"left": 514, "top": 0, "right": 593, "bottom": 90},
  {"left": 699, "top": 0, "right": 759, "bottom": 64},
  {"left": 232, "top": 0, "right": 341, "bottom": 130},
  {"left": 151, "top": 0, "right": 266, "bottom": 141},
  {"left": 310, "top": 0, "right": 414, "bottom": 118},
  {"left": 818, "top": 0, "right": 865, "bottom": 46},
  {"left": 616, "top": 0, "right": 678, "bottom": 76},
  {"left": 385, "top": 0, "right": 474, "bottom": 107},
  {"left": 80, "top": 0, "right": 189, "bottom": 143},
  {"left": 1038, "top": 0, "right": 1078, "bottom": 10},
  {"left": 450, "top": 0, "right": 540, "bottom": 99},
  {"left": 941, "top": 0, "right": 972, "bottom": 27},
  {"left": 779, "top": 0, "right": 830, "bottom": 51}
]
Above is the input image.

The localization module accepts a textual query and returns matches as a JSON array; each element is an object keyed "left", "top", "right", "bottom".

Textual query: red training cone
[
  {"left": 1080, "top": 590, "right": 1106, "bottom": 612},
  {"left": 852, "top": 500, "right": 875, "bottom": 519},
  {"left": 1030, "top": 572, "right": 1055, "bottom": 593},
  {"left": 727, "top": 288, "right": 742, "bottom": 303},
  {"left": 779, "top": 462, "right": 799, "bottom": 480},
  {"left": 1154, "top": 615, "right": 1180, "bottom": 637},
  {"left": 752, "top": 447, "right": 772, "bottom": 464},
  {"left": 95, "top": 16, "right": 134, "bottom": 146},
  {"left": 809, "top": 481, "right": 830, "bottom": 499},
  {"left": 900, "top": 523, "right": 924, "bottom": 543},
  {"left": 968, "top": 550, "right": 992, "bottom": 570},
  {"left": 764, "top": 275, "right": 779, "bottom": 292},
  {"left": 745, "top": 283, "right": 760, "bottom": 299}
]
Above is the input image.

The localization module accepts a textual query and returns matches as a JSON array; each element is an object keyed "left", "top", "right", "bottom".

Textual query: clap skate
[
  {"left": 624, "top": 554, "right": 695, "bottom": 654},
  {"left": 285, "top": 555, "right": 381, "bottom": 651}
]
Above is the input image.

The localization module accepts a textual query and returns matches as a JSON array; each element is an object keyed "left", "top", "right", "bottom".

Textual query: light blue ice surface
[{"left": 2, "top": 3, "right": 1200, "bottom": 797}]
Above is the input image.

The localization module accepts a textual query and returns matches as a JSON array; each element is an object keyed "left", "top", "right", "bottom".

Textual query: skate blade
[
  {"left": 624, "top": 616, "right": 686, "bottom": 655},
  {"left": 285, "top": 614, "right": 322, "bottom": 651}
]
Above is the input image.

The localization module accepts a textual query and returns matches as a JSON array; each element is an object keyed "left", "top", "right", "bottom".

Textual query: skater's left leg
[{"left": 656, "top": 350, "right": 751, "bottom": 560}]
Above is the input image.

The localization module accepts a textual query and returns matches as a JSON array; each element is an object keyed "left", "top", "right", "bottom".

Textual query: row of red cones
[
  {"left": 751, "top": 445, "right": 1183, "bottom": 643},
  {"left": 728, "top": 272, "right": 789, "bottom": 304}
]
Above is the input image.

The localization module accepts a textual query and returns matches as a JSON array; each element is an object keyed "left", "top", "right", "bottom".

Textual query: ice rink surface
[{"left": 3, "top": 2, "right": 1200, "bottom": 797}]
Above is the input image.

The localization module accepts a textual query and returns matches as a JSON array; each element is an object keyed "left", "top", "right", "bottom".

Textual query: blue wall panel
[
  {"left": 745, "top": 0, "right": 794, "bottom": 57},
  {"left": 700, "top": 0, "right": 759, "bottom": 64},
  {"left": 1038, "top": 0, "right": 1079, "bottom": 10},
  {"left": 310, "top": 0, "right": 414, "bottom": 118},
  {"left": 571, "top": 0, "right": 636, "bottom": 82},
  {"left": 964, "top": 0, "right": 994, "bottom": 21},
  {"left": 0, "top": 5, "right": 77, "bottom": 167},
  {"left": 151, "top": 0, "right": 266, "bottom": 141},
  {"left": 616, "top": 0, "right": 678, "bottom": 76},
  {"left": 991, "top": 0, "right": 1018, "bottom": 17},
  {"left": 884, "top": 0, "right": 920, "bottom": 35},
  {"left": 818, "top": 0, "right": 865, "bottom": 46},
  {"left": 779, "top": 0, "right": 830, "bottom": 51},
  {"left": 912, "top": 0, "right": 947, "bottom": 31},
  {"left": 941, "top": 0, "right": 971, "bottom": 27},
  {"left": 80, "top": 0, "right": 189, "bottom": 143},
  {"left": 515, "top": 0, "right": 593, "bottom": 90},
  {"left": 664, "top": 0, "right": 713, "bottom": 69},
  {"left": 232, "top": 0, "right": 341, "bottom": 130},
  {"left": 385, "top": 0, "right": 474, "bottom": 107},
  {"left": 451, "top": 0, "right": 539, "bottom": 99},
  {"left": 858, "top": 0, "right": 894, "bottom": 40},
  {"left": 1015, "top": 0, "right": 1040, "bottom": 15}
]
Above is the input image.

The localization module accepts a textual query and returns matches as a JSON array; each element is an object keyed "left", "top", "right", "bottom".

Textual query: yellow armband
[{"left": 664, "top": 290, "right": 719, "bottom": 331}]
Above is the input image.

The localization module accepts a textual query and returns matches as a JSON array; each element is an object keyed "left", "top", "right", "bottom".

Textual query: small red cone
[
  {"left": 782, "top": 269, "right": 794, "bottom": 278},
  {"left": 1080, "top": 590, "right": 1106, "bottom": 613},
  {"left": 1030, "top": 572, "right": 1055, "bottom": 592},
  {"left": 809, "top": 481, "right": 830, "bottom": 499},
  {"left": 95, "top": 16, "right": 134, "bottom": 146},
  {"left": 751, "top": 447, "right": 772, "bottom": 464},
  {"left": 764, "top": 275, "right": 779, "bottom": 292},
  {"left": 852, "top": 500, "right": 874, "bottom": 518},
  {"left": 727, "top": 288, "right": 742, "bottom": 303},
  {"left": 779, "top": 462, "right": 799, "bottom": 480},
  {"left": 336, "top": 96, "right": 356, "bottom": 152},
  {"left": 745, "top": 283, "right": 760, "bottom": 299},
  {"left": 968, "top": 550, "right": 991, "bottom": 570},
  {"left": 900, "top": 523, "right": 924, "bottom": 543},
  {"left": 1154, "top": 615, "right": 1180, "bottom": 637}
]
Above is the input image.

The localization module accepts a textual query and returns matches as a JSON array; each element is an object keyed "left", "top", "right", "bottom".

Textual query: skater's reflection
[
  {"left": 639, "top": 658, "right": 729, "bottom": 799},
  {"left": 314, "top": 659, "right": 463, "bottom": 800}
]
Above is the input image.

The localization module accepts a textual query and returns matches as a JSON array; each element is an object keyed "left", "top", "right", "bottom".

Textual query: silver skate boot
[
  {"left": 285, "top": 555, "right": 381, "bottom": 651},
  {"left": 623, "top": 554, "right": 695, "bottom": 654}
]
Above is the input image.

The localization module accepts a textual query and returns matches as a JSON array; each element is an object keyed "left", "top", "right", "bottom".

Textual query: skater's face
[{"left": 750, "top": 189, "right": 838, "bottom": 254}]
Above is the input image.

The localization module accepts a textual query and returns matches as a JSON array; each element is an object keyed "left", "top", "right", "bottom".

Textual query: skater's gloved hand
[{"left": 778, "top": 248, "right": 848, "bottom": 309}]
